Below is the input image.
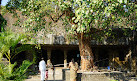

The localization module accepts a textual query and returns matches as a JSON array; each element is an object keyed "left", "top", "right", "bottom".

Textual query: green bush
[{"left": 0, "top": 60, "right": 33, "bottom": 81}]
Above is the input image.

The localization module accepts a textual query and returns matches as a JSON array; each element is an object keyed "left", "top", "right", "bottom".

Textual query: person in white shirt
[{"left": 39, "top": 58, "right": 46, "bottom": 81}]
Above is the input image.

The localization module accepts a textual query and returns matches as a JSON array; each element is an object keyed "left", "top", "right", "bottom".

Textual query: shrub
[{"left": 0, "top": 60, "right": 33, "bottom": 81}]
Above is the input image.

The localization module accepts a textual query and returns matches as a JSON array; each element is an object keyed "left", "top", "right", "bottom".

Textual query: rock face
[{"left": 2, "top": 12, "right": 130, "bottom": 45}]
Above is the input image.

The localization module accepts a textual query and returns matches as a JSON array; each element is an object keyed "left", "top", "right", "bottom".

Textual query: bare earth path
[{"left": 25, "top": 67, "right": 63, "bottom": 81}]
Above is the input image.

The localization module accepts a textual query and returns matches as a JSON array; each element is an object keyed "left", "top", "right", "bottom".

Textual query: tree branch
[{"left": 49, "top": 12, "right": 65, "bottom": 23}]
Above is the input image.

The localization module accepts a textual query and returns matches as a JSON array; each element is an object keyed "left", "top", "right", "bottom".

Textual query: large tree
[{"left": 6, "top": 0, "right": 136, "bottom": 71}]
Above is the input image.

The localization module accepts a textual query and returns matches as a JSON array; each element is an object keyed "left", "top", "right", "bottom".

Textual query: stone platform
[
  {"left": 25, "top": 68, "right": 137, "bottom": 81},
  {"left": 63, "top": 69, "right": 125, "bottom": 81}
]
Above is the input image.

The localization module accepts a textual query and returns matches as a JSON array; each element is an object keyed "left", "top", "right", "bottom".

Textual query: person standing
[
  {"left": 52, "top": 65, "right": 55, "bottom": 81},
  {"left": 39, "top": 58, "right": 46, "bottom": 81},
  {"left": 69, "top": 58, "right": 78, "bottom": 81},
  {"left": 45, "top": 64, "right": 48, "bottom": 80}
]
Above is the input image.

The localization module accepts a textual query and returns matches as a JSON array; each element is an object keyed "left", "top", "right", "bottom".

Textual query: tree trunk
[{"left": 77, "top": 33, "right": 94, "bottom": 71}]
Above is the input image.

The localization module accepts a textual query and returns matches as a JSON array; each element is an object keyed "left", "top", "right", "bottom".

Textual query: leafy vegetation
[
  {"left": 0, "top": 30, "right": 26, "bottom": 61},
  {"left": 0, "top": 60, "right": 33, "bottom": 81},
  {"left": 0, "top": 14, "right": 6, "bottom": 32},
  {"left": 0, "top": 1, "right": 35, "bottom": 80},
  {"left": 0, "top": 30, "right": 35, "bottom": 80}
]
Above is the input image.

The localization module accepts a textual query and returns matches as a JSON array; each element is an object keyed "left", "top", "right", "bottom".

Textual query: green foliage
[
  {"left": 0, "top": 60, "right": 33, "bottom": 81},
  {"left": 0, "top": 63, "right": 16, "bottom": 81},
  {"left": 59, "top": 0, "right": 135, "bottom": 34},
  {"left": 6, "top": 0, "right": 136, "bottom": 40},
  {"left": 0, "top": 30, "right": 27, "bottom": 61},
  {"left": 13, "top": 60, "right": 33, "bottom": 80},
  {"left": 0, "top": 30, "right": 35, "bottom": 80},
  {"left": 0, "top": 30, "right": 34, "bottom": 80},
  {"left": 6, "top": 0, "right": 58, "bottom": 33},
  {"left": 4, "top": 2, "right": 135, "bottom": 45},
  {"left": 13, "top": 44, "right": 37, "bottom": 62},
  {"left": 1, "top": 6, "right": 9, "bottom": 15},
  {"left": 0, "top": 14, "right": 7, "bottom": 32},
  {"left": 0, "top": 30, "right": 37, "bottom": 65}
]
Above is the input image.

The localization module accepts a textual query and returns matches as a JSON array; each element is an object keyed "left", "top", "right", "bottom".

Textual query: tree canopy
[{"left": 6, "top": 0, "right": 136, "bottom": 35}]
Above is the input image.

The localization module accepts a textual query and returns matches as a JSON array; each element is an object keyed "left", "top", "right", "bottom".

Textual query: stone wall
[{"left": 62, "top": 69, "right": 124, "bottom": 81}]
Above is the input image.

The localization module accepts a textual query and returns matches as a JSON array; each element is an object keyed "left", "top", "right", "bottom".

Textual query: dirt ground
[{"left": 25, "top": 67, "right": 63, "bottom": 81}]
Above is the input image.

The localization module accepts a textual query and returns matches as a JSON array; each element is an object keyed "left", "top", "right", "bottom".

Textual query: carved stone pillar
[
  {"left": 131, "top": 57, "right": 136, "bottom": 72},
  {"left": 110, "top": 50, "right": 119, "bottom": 71},
  {"left": 64, "top": 50, "right": 67, "bottom": 68},
  {"left": 47, "top": 49, "right": 52, "bottom": 65}
]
